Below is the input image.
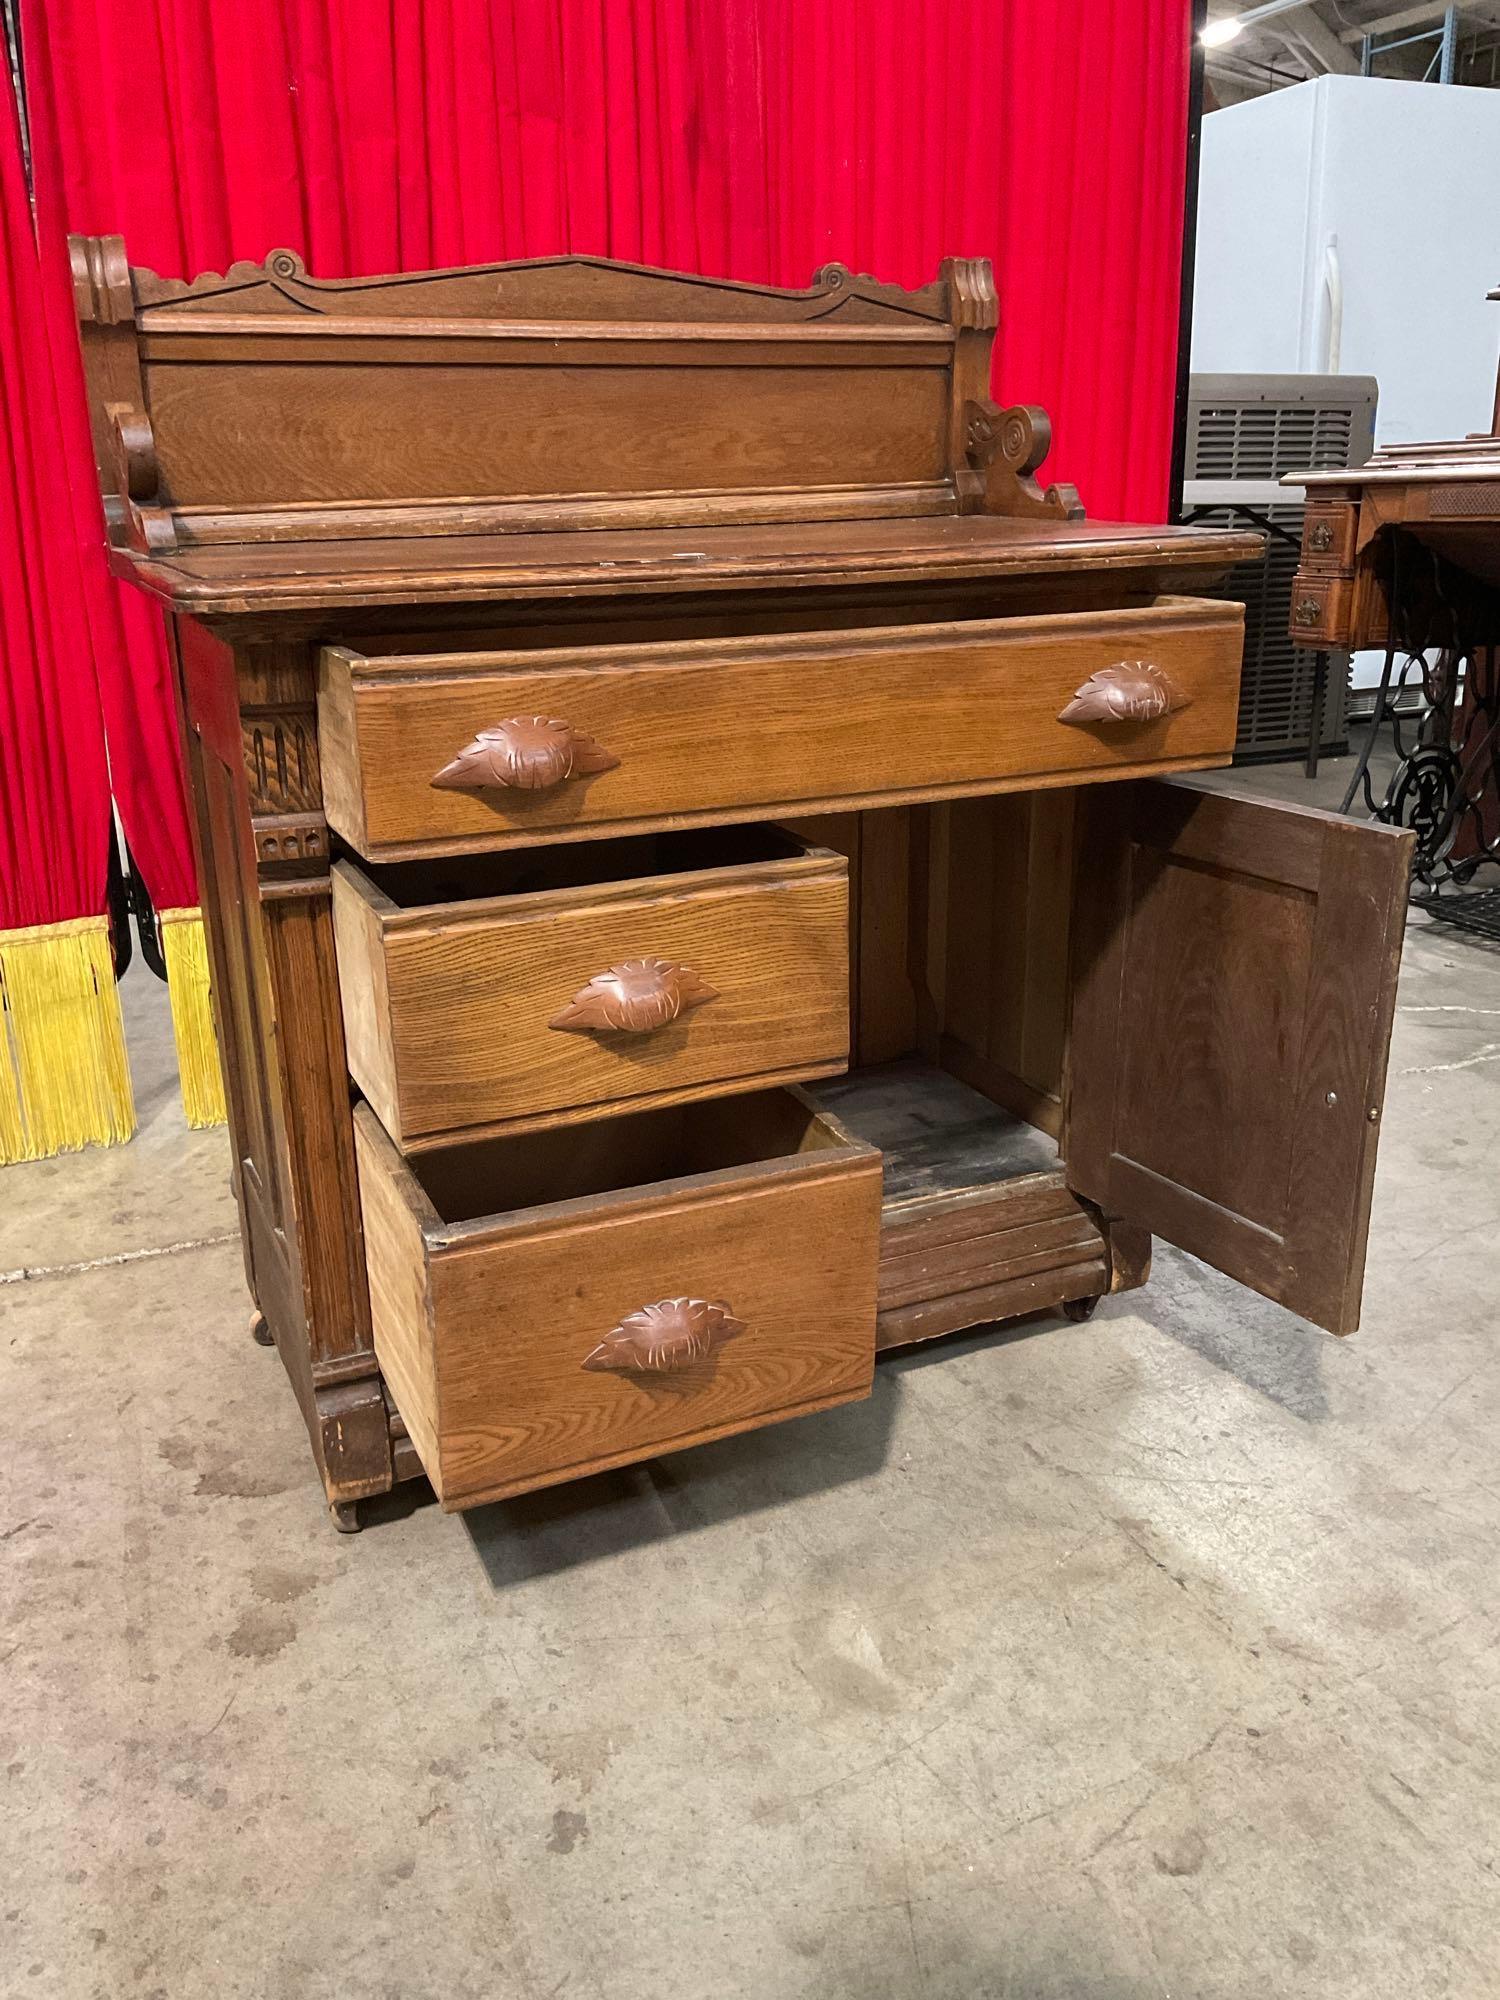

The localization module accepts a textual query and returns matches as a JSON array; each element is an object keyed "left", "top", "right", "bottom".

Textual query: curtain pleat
[
  {"left": 0, "top": 69, "right": 112, "bottom": 936},
  {"left": 0, "top": 63, "right": 135, "bottom": 1156},
  {"left": 19, "top": 0, "right": 1192, "bottom": 902}
]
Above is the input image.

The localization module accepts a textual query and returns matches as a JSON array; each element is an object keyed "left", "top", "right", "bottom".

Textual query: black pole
[
  {"left": 2, "top": 0, "right": 28, "bottom": 185},
  {"left": 1169, "top": 0, "right": 1209, "bottom": 522}
]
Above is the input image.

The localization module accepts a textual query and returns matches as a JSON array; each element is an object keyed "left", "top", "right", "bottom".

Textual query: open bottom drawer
[{"left": 354, "top": 1088, "right": 882, "bottom": 1509}]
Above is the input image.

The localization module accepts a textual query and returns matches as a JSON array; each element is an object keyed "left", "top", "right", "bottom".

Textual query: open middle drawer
[
  {"left": 332, "top": 824, "right": 849, "bottom": 1148},
  {"left": 355, "top": 1087, "right": 882, "bottom": 1509}
]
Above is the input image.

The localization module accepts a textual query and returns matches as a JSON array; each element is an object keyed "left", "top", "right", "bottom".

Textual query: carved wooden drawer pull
[
  {"left": 1059, "top": 661, "right": 1188, "bottom": 725},
  {"left": 583, "top": 1298, "right": 746, "bottom": 1374},
  {"left": 431, "top": 715, "right": 619, "bottom": 792},
  {"left": 1293, "top": 595, "right": 1324, "bottom": 627},
  {"left": 1307, "top": 520, "right": 1334, "bottom": 553},
  {"left": 549, "top": 957, "right": 718, "bottom": 1034}
]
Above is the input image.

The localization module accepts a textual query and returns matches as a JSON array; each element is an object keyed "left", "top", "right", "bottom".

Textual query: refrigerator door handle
[{"left": 1322, "top": 240, "right": 1343, "bottom": 374}]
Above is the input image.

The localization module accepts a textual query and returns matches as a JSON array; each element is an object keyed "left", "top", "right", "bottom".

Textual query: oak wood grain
[
  {"left": 332, "top": 831, "right": 850, "bottom": 1145},
  {"left": 117, "top": 514, "right": 1263, "bottom": 617},
  {"left": 320, "top": 598, "right": 1244, "bottom": 858},
  {"left": 1066, "top": 779, "right": 1414, "bottom": 1335},
  {"left": 69, "top": 239, "right": 1273, "bottom": 1527},
  {"left": 808, "top": 1060, "right": 1120, "bottom": 1349},
  {"left": 353, "top": 1090, "right": 881, "bottom": 1508}
]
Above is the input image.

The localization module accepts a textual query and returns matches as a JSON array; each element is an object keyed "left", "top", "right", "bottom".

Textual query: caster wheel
[
  {"left": 1061, "top": 1295, "right": 1100, "bottom": 1323},
  {"left": 329, "top": 1500, "right": 362, "bottom": 1534},
  {"left": 249, "top": 1309, "right": 275, "bottom": 1348}
]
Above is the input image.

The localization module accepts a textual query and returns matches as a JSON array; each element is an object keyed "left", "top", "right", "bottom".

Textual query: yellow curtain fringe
[
  {"left": 0, "top": 916, "right": 136, "bottom": 1164},
  {"left": 159, "top": 908, "right": 227, "bottom": 1130}
]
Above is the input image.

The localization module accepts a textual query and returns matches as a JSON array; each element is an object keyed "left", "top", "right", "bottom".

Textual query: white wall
[{"left": 1192, "top": 75, "right": 1500, "bottom": 447}]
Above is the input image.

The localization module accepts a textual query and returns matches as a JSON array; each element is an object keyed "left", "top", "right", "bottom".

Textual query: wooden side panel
[
  {"left": 170, "top": 623, "right": 295, "bottom": 1316},
  {"left": 355, "top": 1114, "right": 441, "bottom": 1476},
  {"left": 328, "top": 867, "right": 400, "bottom": 1137},
  {"left": 180, "top": 693, "right": 293, "bottom": 1327},
  {"left": 260, "top": 891, "right": 376, "bottom": 1374},
  {"left": 176, "top": 619, "right": 391, "bottom": 1506},
  {"left": 941, "top": 790, "right": 1077, "bottom": 1137},
  {"left": 1066, "top": 780, "right": 1414, "bottom": 1335}
]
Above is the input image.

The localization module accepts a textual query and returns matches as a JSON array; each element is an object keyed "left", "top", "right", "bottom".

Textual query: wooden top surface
[
  {"left": 1294, "top": 433, "right": 1500, "bottom": 494},
  {"left": 117, "top": 514, "right": 1263, "bottom": 617}
]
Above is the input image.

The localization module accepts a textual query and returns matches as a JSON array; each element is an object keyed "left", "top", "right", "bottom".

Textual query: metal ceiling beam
[
  {"left": 1282, "top": 9, "right": 1363, "bottom": 70},
  {"left": 1337, "top": 2, "right": 1470, "bottom": 42}
]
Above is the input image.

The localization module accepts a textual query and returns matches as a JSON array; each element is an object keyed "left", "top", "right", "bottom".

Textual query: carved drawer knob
[
  {"left": 1059, "top": 661, "right": 1188, "bottom": 725},
  {"left": 583, "top": 1298, "right": 746, "bottom": 1374},
  {"left": 549, "top": 958, "right": 718, "bottom": 1034},
  {"left": 1294, "top": 595, "right": 1324, "bottom": 627},
  {"left": 430, "top": 716, "right": 619, "bottom": 792},
  {"left": 1307, "top": 520, "right": 1334, "bottom": 553}
]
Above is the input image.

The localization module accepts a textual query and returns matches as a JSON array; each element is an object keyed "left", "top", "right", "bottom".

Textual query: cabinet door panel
[{"left": 1066, "top": 780, "right": 1413, "bottom": 1334}]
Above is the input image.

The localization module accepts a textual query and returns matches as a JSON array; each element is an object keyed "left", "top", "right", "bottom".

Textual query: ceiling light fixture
[{"left": 1201, "top": 0, "right": 1334, "bottom": 50}]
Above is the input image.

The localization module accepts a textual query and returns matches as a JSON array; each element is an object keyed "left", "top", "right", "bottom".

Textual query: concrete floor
[{"left": 4, "top": 757, "right": 1500, "bottom": 1999}]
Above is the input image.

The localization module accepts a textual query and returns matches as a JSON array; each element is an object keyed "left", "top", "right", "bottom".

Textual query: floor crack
[{"left": 0, "top": 1231, "right": 238, "bottom": 1287}]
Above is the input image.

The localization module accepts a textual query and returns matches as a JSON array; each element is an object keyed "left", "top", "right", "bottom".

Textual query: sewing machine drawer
[
  {"left": 353, "top": 1089, "right": 882, "bottom": 1509},
  {"left": 318, "top": 595, "right": 1245, "bottom": 858},
  {"left": 331, "top": 825, "right": 850, "bottom": 1148}
]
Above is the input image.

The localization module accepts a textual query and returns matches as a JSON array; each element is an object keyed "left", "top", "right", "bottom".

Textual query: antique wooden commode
[{"left": 71, "top": 242, "right": 1413, "bottom": 1530}]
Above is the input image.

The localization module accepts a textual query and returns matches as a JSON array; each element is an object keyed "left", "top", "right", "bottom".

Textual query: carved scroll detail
[
  {"left": 963, "top": 399, "right": 1084, "bottom": 521},
  {"left": 132, "top": 247, "right": 309, "bottom": 307},
  {"left": 1059, "top": 662, "right": 1188, "bottom": 725},
  {"left": 430, "top": 716, "right": 619, "bottom": 792},
  {"left": 549, "top": 958, "right": 718, "bottom": 1034},
  {"left": 107, "top": 404, "right": 159, "bottom": 502},
  {"left": 131, "top": 247, "right": 950, "bottom": 326},
  {"left": 100, "top": 400, "right": 178, "bottom": 552},
  {"left": 582, "top": 1298, "right": 746, "bottom": 1374},
  {"left": 966, "top": 399, "right": 1049, "bottom": 475}
]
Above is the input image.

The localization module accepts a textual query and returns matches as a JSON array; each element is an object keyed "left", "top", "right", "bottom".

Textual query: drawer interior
[
  {"left": 811, "top": 1059, "right": 1060, "bottom": 1199},
  {"left": 341, "top": 576, "right": 1178, "bottom": 662},
  {"left": 349, "top": 821, "right": 813, "bottom": 913},
  {"left": 405, "top": 1087, "right": 853, "bottom": 1226}
]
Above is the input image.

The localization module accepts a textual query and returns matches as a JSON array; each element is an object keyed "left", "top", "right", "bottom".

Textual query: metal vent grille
[
  {"left": 1190, "top": 403, "right": 1358, "bottom": 481},
  {"left": 1185, "top": 374, "right": 1377, "bottom": 761}
]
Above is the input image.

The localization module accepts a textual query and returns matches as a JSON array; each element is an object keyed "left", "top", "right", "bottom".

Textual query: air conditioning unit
[{"left": 1183, "top": 373, "right": 1378, "bottom": 763}]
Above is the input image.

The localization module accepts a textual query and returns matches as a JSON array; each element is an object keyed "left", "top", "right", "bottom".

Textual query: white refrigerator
[{"left": 1191, "top": 74, "right": 1500, "bottom": 683}]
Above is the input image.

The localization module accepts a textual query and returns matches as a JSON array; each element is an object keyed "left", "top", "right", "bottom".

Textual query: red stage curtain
[
  {"left": 0, "top": 59, "right": 132, "bottom": 1157},
  {"left": 28, "top": 0, "right": 1189, "bottom": 522},
  {"left": 22, "top": 0, "right": 1191, "bottom": 944}
]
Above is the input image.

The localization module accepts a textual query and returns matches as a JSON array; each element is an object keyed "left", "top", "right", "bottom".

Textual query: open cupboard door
[{"left": 1065, "top": 780, "right": 1414, "bottom": 1334}]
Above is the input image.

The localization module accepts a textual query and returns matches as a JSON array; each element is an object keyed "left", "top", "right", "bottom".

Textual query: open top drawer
[
  {"left": 355, "top": 1087, "right": 882, "bottom": 1509},
  {"left": 319, "top": 595, "right": 1246, "bottom": 858}
]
